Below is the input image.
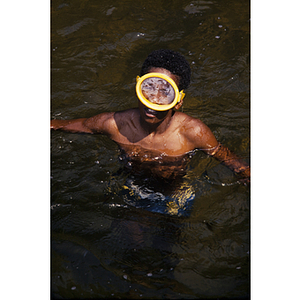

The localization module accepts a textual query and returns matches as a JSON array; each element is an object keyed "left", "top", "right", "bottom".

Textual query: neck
[{"left": 140, "top": 112, "right": 173, "bottom": 135}]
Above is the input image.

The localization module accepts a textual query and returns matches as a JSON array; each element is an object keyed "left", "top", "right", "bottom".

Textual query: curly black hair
[{"left": 140, "top": 49, "right": 191, "bottom": 91}]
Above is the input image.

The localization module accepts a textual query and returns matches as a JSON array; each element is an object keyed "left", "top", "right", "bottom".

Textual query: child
[{"left": 51, "top": 49, "right": 249, "bottom": 215}]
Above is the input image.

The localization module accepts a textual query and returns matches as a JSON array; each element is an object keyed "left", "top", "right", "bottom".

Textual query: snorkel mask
[{"left": 136, "top": 73, "right": 185, "bottom": 111}]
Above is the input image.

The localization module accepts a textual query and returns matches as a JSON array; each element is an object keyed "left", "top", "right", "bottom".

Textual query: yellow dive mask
[{"left": 136, "top": 73, "right": 185, "bottom": 111}]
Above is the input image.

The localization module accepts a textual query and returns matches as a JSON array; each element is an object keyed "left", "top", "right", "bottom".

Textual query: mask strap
[{"left": 179, "top": 90, "right": 185, "bottom": 102}]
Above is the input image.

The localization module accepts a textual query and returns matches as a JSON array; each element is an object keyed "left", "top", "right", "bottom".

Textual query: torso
[
  {"left": 111, "top": 109, "right": 196, "bottom": 152},
  {"left": 105, "top": 109, "right": 196, "bottom": 180},
  {"left": 103, "top": 108, "right": 216, "bottom": 181},
  {"left": 118, "top": 143, "right": 194, "bottom": 181}
]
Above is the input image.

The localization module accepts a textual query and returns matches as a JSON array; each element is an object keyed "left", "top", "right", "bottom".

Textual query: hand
[
  {"left": 235, "top": 167, "right": 250, "bottom": 186},
  {"left": 238, "top": 176, "right": 250, "bottom": 186},
  {"left": 50, "top": 119, "right": 60, "bottom": 129}
]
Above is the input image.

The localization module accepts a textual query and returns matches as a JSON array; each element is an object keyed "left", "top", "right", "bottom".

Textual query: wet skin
[{"left": 51, "top": 67, "right": 250, "bottom": 182}]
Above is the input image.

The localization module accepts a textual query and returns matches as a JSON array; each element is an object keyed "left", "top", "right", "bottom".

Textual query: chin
[{"left": 143, "top": 114, "right": 160, "bottom": 124}]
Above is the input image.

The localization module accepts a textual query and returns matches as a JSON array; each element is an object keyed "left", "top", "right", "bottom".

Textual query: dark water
[{"left": 51, "top": 0, "right": 250, "bottom": 298}]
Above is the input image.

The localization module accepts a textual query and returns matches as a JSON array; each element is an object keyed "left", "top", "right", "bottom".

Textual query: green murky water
[{"left": 51, "top": 0, "right": 250, "bottom": 298}]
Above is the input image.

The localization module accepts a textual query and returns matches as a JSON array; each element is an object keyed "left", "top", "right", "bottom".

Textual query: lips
[
  {"left": 144, "top": 107, "right": 158, "bottom": 118},
  {"left": 142, "top": 105, "right": 169, "bottom": 120}
]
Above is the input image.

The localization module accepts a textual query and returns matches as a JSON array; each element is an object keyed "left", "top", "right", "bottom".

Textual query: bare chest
[
  {"left": 118, "top": 142, "right": 194, "bottom": 180},
  {"left": 114, "top": 127, "right": 194, "bottom": 156}
]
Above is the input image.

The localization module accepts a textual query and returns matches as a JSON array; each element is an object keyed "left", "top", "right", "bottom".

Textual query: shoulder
[
  {"left": 174, "top": 112, "right": 218, "bottom": 150},
  {"left": 114, "top": 108, "right": 139, "bottom": 120},
  {"left": 114, "top": 108, "right": 140, "bottom": 126},
  {"left": 83, "top": 109, "right": 139, "bottom": 136},
  {"left": 84, "top": 112, "right": 115, "bottom": 133},
  {"left": 173, "top": 112, "right": 207, "bottom": 132}
]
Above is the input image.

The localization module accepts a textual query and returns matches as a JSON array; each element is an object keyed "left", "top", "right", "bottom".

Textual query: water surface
[{"left": 51, "top": 0, "right": 250, "bottom": 298}]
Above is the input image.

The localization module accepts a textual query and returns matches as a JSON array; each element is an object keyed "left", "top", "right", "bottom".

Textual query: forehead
[
  {"left": 148, "top": 67, "right": 180, "bottom": 87},
  {"left": 142, "top": 77, "right": 171, "bottom": 87}
]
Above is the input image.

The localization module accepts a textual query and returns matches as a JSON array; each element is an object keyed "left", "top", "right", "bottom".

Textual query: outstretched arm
[
  {"left": 51, "top": 118, "right": 93, "bottom": 133},
  {"left": 51, "top": 112, "right": 115, "bottom": 135},
  {"left": 207, "top": 143, "right": 250, "bottom": 183},
  {"left": 184, "top": 117, "right": 250, "bottom": 183}
]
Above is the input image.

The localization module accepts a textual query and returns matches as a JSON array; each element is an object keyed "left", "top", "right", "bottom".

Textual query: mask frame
[{"left": 136, "top": 72, "right": 185, "bottom": 111}]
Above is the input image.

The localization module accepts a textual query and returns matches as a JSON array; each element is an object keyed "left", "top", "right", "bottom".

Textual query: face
[
  {"left": 141, "top": 77, "right": 175, "bottom": 105},
  {"left": 138, "top": 68, "right": 180, "bottom": 124}
]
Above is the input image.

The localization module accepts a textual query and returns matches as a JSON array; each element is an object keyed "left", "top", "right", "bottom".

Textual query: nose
[{"left": 147, "top": 91, "right": 168, "bottom": 105}]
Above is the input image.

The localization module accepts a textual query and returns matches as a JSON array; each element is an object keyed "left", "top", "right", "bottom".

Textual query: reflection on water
[{"left": 51, "top": 0, "right": 250, "bottom": 298}]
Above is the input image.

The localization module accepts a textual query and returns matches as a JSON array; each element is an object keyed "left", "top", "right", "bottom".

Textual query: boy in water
[{"left": 51, "top": 49, "right": 249, "bottom": 215}]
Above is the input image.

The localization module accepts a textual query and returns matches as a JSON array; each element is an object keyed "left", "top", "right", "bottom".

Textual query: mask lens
[{"left": 141, "top": 77, "right": 175, "bottom": 105}]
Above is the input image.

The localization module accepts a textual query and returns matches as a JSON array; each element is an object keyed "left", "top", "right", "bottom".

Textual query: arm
[
  {"left": 207, "top": 143, "right": 250, "bottom": 182},
  {"left": 51, "top": 112, "right": 115, "bottom": 135},
  {"left": 51, "top": 118, "right": 93, "bottom": 133},
  {"left": 184, "top": 117, "right": 250, "bottom": 183}
]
